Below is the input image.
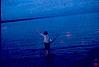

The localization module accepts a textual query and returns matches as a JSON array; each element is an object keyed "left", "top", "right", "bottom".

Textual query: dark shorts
[{"left": 44, "top": 42, "right": 50, "bottom": 50}]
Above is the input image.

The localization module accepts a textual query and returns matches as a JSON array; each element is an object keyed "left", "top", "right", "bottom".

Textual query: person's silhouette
[{"left": 40, "top": 31, "right": 52, "bottom": 56}]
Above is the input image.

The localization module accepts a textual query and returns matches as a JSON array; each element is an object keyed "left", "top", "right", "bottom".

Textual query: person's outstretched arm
[{"left": 40, "top": 32, "right": 44, "bottom": 37}]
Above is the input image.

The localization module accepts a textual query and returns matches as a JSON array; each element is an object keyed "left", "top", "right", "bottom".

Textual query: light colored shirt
[{"left": 40, "top": 33, "right": 52, "bottom": 43}]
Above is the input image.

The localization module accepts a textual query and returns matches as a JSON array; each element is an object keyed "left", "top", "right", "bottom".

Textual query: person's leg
[
  {"left": 44, "top": 43, "right": 50, "bottom": 56},
  {"left": 45, "top": 49, "right": 48, "bottom": 56}
]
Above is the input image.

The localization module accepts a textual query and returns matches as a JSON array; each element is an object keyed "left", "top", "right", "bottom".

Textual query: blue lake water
[
  {"left": 1, "top": 13, "right": 99, "bottom": 58},
  {"left": 1, "top": 0, "right": 99, "bottom": 66}
]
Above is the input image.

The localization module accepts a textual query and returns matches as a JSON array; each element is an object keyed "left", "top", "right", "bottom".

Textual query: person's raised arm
[{"left": 40, "top": 32, "right": 44, "bottom": 37}]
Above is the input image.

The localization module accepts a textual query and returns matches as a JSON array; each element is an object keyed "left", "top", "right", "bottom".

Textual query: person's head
[{"left": 43, "top": 31, "right": 48, "bottom": 35}]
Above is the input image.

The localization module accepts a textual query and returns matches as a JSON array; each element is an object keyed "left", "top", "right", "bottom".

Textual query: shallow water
[{"left": 1, "top": 0, "right": 99, "bottom": 66}]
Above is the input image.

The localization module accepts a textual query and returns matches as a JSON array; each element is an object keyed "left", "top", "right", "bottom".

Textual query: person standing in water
[{"left": 40, "top": 31, "right": 52, "bottom": 56}]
